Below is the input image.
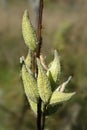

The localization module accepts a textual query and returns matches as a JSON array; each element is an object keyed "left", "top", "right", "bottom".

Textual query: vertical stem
[
  {"left": 36, "top": 0, "right": 43, "bottom": 130},
  {"left": 41, "top": 105, "right": 46, "bottom": 130},
  {"left": 37, "top": 98, "right": 42, "bottom": 130},
  {"left": 36, "top": 0, "right": 43, "bottom": 58}
]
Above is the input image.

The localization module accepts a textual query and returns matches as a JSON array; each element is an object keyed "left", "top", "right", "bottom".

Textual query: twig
[
  {"left": 41, "top": 105, "right": 46, "bottom": 130},
  {"left": 36, "top": 0, "right": 44, "bottom": 130},
  {"left": 36, "top": 0, "right": 43, "bottom": 58}
]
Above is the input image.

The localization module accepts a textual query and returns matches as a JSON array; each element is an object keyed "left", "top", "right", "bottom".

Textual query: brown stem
[
  {"left": 36, "top": 0, "right": 43, "bottom": 58},
  {"left": 36, "top": 0, "right": 44, "bottom": 130},
  {"left": 41, "top": 105, "right": 46, "bottom": 130}
]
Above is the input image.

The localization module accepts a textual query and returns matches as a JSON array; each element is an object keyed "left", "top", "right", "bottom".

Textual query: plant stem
[
  {"left": 41, "top": 105, "right": 46, "bottom": 130},
  {"left": 36, "top": 0, "right": 43, "bottom": 130},
  {"left": 37, "top": 98, "right": 42, "bottom": 130},
  {"left": 36, "top": 0, "right": 43, "bottom": 58}
]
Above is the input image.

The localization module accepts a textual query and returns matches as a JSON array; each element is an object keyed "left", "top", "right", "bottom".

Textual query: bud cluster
[{"left": 21, "top": 10, "right": 75, "bottom": 116}]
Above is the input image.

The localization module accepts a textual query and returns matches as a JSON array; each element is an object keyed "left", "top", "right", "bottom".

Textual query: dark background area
[{"left": 0, "top": 0, "right": 87, "bottom": 130}]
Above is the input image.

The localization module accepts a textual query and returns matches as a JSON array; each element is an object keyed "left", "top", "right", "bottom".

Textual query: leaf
[
  {"left": 50, "top": 91, "right": 75, "bottom": 105},
  {"left": 37, "top": 59, "right": 52, "bottom": 104},
  {"left": 22, "top": 10, "right": 37, "bottom": 51}
]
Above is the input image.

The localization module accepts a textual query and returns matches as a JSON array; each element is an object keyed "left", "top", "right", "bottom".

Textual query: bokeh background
[{"left": 0, "top": 0, "right": 87, "bottom": 130}]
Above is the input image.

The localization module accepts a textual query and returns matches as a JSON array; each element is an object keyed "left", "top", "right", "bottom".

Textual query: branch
[
  {"left": 36, "top": 0, "right": 43, "bottom": 58},
  {"left": 41, "top": 105, "right": 46, "bottom": 130},
  {"left": 36, "top": 0, "right": 44, "bottom": 130}
]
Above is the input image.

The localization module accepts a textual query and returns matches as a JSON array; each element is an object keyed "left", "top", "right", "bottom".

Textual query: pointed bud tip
[
  {"left": 73, "top": 92, "right": 76, "bottom": 95},
  {"left": 54, "top": 50, "right": 59, "bottom": 59},
  {"left": 23, "top": 9, "right": 29, "bottom": 19},
  {"left": 68, "top": 76, "right": 72, "bottom": 81},
  {"left": 24, "top": 9, "right": 28, "bottom": 14}
]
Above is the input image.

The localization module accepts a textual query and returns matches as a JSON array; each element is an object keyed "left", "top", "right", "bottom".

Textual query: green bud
[
  {"left": 22, "top": 65, "right": 39, "bottom": 103},
  {"left": 22, "top": 10, "right": 37, "bottom": 51},
  {"left": 37, "top": 58, "right": 52, "bottom": 104},
  {"left": 50, "top": 91, "right": 75, "bottom": 105},
  {"left": 47, "top": 50, "right": 61, "bottom": 91}
]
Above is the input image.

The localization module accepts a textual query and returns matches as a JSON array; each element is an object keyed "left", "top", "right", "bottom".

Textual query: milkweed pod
[
  {"left": 22, "top": 65, "right": 39, "bottom": 103},
  {"left": 50, "top": 91, "right": 76, "bottom": 105},
  {"left": 22, "top": 10, "right": 37, "bottom": 51},
  {"left": 47, "top": 50, "right": 61, "bottom": 91},
  {"left": 37, "top": 58, "right": 52, "bottom": 104}
]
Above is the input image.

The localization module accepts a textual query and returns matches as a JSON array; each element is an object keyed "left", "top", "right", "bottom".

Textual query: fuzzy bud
[
  {"left": 22, "top": 65, "right": 39, "bottom": 103},
  {"left": 50, "top": 91, "right": 75, "bottom": 105},
  {"left": 22, "top": 10, "right": 37, "bottom": 51},
  {"left": 37, "top": 58, "right": 52, "bottom": 104},
  {"left": 47, "top": 50, "right": 61, "bottom": 91}
]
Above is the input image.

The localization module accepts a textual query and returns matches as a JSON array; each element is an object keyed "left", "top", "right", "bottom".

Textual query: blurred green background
[{"left": 0, "top": 0, "right": 87, "bottom": 130}]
